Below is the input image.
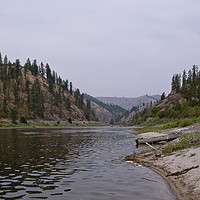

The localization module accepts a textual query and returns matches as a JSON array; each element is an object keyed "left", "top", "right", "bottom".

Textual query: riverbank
[
  {"left": 0, "top": 119, "right": 106, "bottom": 129},
  {"left": 126, "top": 123, "right": 200, "bottom": 200}
]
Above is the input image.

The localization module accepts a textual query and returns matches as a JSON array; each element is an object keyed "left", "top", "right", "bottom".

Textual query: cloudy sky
[{"left": 1, "top": 0, "right": 200, "bottom": 97}]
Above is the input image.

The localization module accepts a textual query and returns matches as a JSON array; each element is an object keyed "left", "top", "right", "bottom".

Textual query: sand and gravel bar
[{"left": 127, "top": 124, "right": 200, "bottom": 200}]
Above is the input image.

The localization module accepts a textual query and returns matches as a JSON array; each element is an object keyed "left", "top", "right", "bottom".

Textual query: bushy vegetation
[{"left": 163, "top": 132, "right": 200, "bottom": 154}]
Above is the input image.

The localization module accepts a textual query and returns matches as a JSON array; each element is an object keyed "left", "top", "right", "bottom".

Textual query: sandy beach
[{"left": 126, "top": 124, "right": 200, "bottom": 200}]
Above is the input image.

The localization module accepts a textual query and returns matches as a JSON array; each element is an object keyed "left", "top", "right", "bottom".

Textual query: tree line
[{"left": 171, "top": 65, "right": 200, "bottom": 101}]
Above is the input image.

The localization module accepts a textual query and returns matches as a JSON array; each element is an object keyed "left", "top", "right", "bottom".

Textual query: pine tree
[
  {"left": 15, "top": 59, "right": 20, "bottom": 79},
  {"left": 0, "top": 53, "right": 2, "bottom": 80},
  {"left": 64, "top": 79, "right": 68, "bottom": 92},
  {"left": 46, "top": 63, "right": 51, "bottom": 80},
  {"left": 65, "top": 96, "right": 71, "bottom": 110},
  {"left": 52, "top": 70, "right": 56, "bottom": 84},
  {"left": 161, "top": 92, "right": 165, "bottom": 100},
  {"left": 0, "top": 52, "right": 2, "bottom": 66},
  {"left": 4, "top": 55, "right": 8, "bottom": 66},
  {"left": 24, "top": 58, "right": 31, "bottom": 77},
  {"left": 30, "top": 78, "right": 44, "bottom": 117},
  {"left": 69, "top": 82, "right": 73, "bottom": 95},
  {"left": 40, "top": 62, "right": 45, "bottom": 77},
  {"left": 3, "top": 98, "right": 8, "bottom": 117},
  {"left": 32, "top": 59, "right": 38, "bottom": 76},
  {"left": 74, "top": 89, "right": 81, "bottom": 106},
  {"left": 85, "top": 100, "right": 91, "bottom": 121},
  {"left": 192, "top": 65, "right": 198, "bottom": 98},
  {"left": 13, "top": 82, "right": 19, "bottom": 105},
  {"left": 10, "top": 107, "right": 18, "bottom": 124},
  {"left": 172, "top": 75, "right": 175, "bottom": 92},
  {"left": 181, "top": 69, "right": 187, "bottom": 95}
]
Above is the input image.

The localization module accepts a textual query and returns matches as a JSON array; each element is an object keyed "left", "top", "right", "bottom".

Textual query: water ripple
[{"left": 0, "top": 127, "right": 175, "bottom": 200}]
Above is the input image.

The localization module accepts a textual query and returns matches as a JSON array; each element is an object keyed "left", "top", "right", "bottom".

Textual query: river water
[{"left": 0, "top": 126, "right": 175, "bottom": 200}]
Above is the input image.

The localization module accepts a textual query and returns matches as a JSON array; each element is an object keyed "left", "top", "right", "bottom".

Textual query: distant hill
[
  {"left": 96, "top": 95, "right": 161, "bottom": 110},
  {"left": 84, "top": 94, "right": 127, "bottom": 124}
]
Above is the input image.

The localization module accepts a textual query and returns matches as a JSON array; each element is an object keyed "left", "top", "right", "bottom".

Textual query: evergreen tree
[
  {"left": 15, "top": 59, "right": 20, "bottom": 79},
  {"left": 45, "top": 63, "right": 51, "bottom": 80},
  {"left": 13, "top": 82, "right": 19, "bottom": 105},
  {"left": 58, "top": 76, "right": 62, "bottom": 85},
  {"left": 175, "top": 74, "right": 181, "bottom": 92},
  {"left": 192, "top": 65, "right": 198, "bottom": 84},
  {"left": 24, "top": 58, "right": 31, "bottom": 77},
  {"left": 0, "top": 52, "right": 2, "bottom": 66},
  {"left": 65, "top": 96, "right": 71, "bottom": 110},
  {"left": 49, "top": 79, "right": 54, "bottom": 94},
  {"left": 52, "top": 70, "right": 56, "bottom": 84},
  {"left": 181, "top": 69, "right": 187, "bottom": 95},
  {"left": 191, "top": 65, "right": 198, "bottom": 97},
  {"left": 187, "top": 70, "right": 192, "bottom": 85},
  {"left": 69, "top": 82, "right": 73, "bottom": 95},
  {"left": 4, "top": 55, "right": 8, "bottom": 66},
  {"left": 0, "top": 53, "right": 2, "bottom": 80},
  {"left": 20, "top": 116, "right": 27, "bottom": 124},
  {"left": 74, "top": 89, "right": 81, "bottom": 106},
  {"left": 161, "top": 92, "right": 165, "bottom": 100},
  {"left": 10, "top": 107, "right": 18, "bottom": 124},
  {"left": 8, "top": 65, "right": 15, "bottom": 79},
  {"left": 54, "top": 91, "right": 59, "bottom": 106},
  {"left": 3, "top": 98, "right": 8, "bottom": 117},
  {"left": 40, "top": 62, "right": 45, "bottom": 77},
  {"left": 2, "top": 64, "right": 7, "bottom": 82},
  {"left": 85, "top": 100, "right": 91, "bottom": 121},
  {"left": 64, "top": 79, "right": 69, "bottom": 92},
  {"left": 30, "top": 78, "right": 44, "bottom": 117},
  {"left": 80, "top": 93, "right": 84, "bottom": 108},
  {"left": 32, "top": 59, "right": 38, "bottom": 76}
]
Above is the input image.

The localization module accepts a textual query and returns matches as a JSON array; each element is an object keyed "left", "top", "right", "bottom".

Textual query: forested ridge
[
  {"left": 0, "top": 53, "right": 95, "bottom": 123},
  {"left": 131, "top": 65, "right": 200, "bottom": 126}
]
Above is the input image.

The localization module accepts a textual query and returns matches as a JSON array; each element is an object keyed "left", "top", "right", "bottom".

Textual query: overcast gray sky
[{"left": 1, "top": 0, "right": 200, "bottom": 97}]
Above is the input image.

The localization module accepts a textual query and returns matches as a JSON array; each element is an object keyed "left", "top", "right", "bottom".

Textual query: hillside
[
  {"left": 84, "top": 93, "right": 127, "bottom": 124},
  {"left": 0, "top": 53, "right": 95, "bottom": 123},
  {"left": 130, "top": 65, "right": 200, "bottom": 126},
  {"left": 96, "top": 95, "right": 161, "bottom": 110}
]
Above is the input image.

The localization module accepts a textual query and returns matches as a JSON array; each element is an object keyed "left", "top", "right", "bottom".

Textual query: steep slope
[
  {"left": 0, "top": 54, "right": 95, "bottom": 123},
  {"left": 96, "top": 95, "right": 161, "bottom": 110}
]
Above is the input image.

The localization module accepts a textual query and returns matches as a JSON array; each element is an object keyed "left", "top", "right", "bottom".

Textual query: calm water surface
[{"left": 0, "top": 126, "right": 175, "bottom": 199}]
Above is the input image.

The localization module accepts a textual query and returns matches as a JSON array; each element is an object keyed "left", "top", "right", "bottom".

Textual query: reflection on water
[{"left": 0, "top": 127, "right": 175, "bottom": 199}]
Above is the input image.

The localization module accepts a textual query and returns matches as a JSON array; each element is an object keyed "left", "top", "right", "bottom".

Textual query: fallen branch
[{"left": 167, "top": 165, "right": 199, "bottom": 177}]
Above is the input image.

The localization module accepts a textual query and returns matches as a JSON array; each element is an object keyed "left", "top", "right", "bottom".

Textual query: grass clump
[
  {"left": 163, "top": 132, "right": 200, "bottom": 155},
  {"left": 134, "top": 117, "right": 200, "bottom": 133}
]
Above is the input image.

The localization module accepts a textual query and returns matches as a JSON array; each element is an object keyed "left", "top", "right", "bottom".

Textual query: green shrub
[
  {"left": 178, "top": 118, "right": 193, "bottom": 127},
  {"left": 68, "top": 118, "right": 72, "bottom": 124},
  {"left": 20, "top": 116, "right": 27, "bottom": 124},
  {"left": 163, "top": 132, "right": 200, "bottom": 154}
]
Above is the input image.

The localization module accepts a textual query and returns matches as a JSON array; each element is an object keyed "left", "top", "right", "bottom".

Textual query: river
[{"left": 0, "top": 126, "right": 175, "bottom": 199}]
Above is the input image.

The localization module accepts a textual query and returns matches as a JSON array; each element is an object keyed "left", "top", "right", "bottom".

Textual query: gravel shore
[{"left": 126, "top": 123, "right": 200, "bottom": 200}]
